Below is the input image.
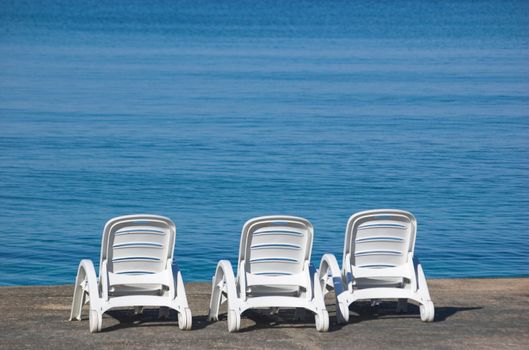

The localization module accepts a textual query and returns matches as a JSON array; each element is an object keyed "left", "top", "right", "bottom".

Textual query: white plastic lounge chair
[
  {"left": 318, "top": 209, "right": 435, "bottom": 324},
  {"left": 69, "top": 214, "right": 192, "bottom": 332},
  {"left": 208, "top": 215, "right": 329, "bottom": 332}
]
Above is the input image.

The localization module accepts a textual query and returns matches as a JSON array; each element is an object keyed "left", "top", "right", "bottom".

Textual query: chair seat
[
  {"left": 109, "top": 284, "right": 164, "bottom": 296},
  {"left": 247, "top": 285, "right": 300, "bottom": 297},
  {"left": 354, "top": 277, "right": 404, "bottom": 289}
]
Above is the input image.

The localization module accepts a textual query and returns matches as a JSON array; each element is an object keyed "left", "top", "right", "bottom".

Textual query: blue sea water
[{"left": 0, "top": 0, "right": 528, "bottom": 285}]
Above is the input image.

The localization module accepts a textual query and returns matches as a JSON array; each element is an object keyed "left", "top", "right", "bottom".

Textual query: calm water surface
[{"left": 1, "top": 0, "right": 528, "bottom": 285}]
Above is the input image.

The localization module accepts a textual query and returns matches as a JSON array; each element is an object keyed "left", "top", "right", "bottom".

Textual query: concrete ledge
[{"left": 1, "top": 278, "right": 528, "bottom": 349}]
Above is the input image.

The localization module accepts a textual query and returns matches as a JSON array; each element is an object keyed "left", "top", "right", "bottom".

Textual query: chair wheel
[
  {"left": 227, "top": 309, "right": 241, "bottom": 332},
  {"left": 178, "top": 308, "right": 193, "bottom": 330},
  {"left": 89, "top": 310, "right": 102, "bottom": 333},
  {"left": 420, "top": 301, "right": 435, "bottom": 322},
  {"left": 315, "top": 310, "right": 329, "bottom": 332}
]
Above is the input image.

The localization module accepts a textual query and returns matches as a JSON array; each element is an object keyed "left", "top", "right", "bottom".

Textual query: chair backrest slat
[
  {"left": 100, "top": 215, "right": 175, "bottom": 282},
  {"left": 344, "top": 210, "right": 416, "bottom": 269},
  {"left": 239, "top": 216, "right": 313, "bottom": 281}
]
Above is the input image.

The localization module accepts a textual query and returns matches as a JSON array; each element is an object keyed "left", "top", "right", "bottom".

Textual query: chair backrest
[
  {"left": 100, "top": 215, "right": 175, "bottom": 278},
  {"left": 343, "top": 209, "right": 416, "bottom": 269},
  {"left": 238, "top": 216, "right": 313, "bottom": 280}
]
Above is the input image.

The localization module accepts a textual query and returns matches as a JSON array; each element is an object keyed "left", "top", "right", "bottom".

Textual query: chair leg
[
  {"left": 208, "top": 260, "right": 240, "bottom": 331},
  {"left": 415, "top": 258, "right": 435, "bottom": 322},
  {"left": 158, "top": 307, "right": 170, "bottom": 320},
  {"left": 312, "top": 271, "right": 330, "bottom": 332},
  {"left": 70, "top": 260, "right": 102, "bottom": 332},
  {"left": 318, "top": 253, "right": 348, "bottom": 324},
  {"left": 70, "top": 273, "right": 85, "bottom": 321},
  {"left": 208, "top": 275, "right": 222, "bottom": 321},
  {"left": 294, "top": 308, "right": 306, "bottom": 321},
  {"left": 397, "top": 299, "right": 408, "bottom": 313}
]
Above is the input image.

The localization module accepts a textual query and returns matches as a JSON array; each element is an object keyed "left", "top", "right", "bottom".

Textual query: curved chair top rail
[
  {"left": 238, "top": 215, "right": 314, "bottom": 278},
  {"left": 343, "top": 209, "right": 417, "bottom": 269},
  {"left": 99, "top": 214, "right": 176, "bottom": 276}
]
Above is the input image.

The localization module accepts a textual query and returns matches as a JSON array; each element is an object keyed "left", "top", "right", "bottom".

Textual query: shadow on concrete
[
  {"left": 158, "top": 308, "right": 333, "bottom": 333},
  {"left": 101, "top": 310, "right": 220, "bottom": 332},
  {"left": 189, "top": 315, "right": 212, "bottom": 330},
  {"left": 102, "top": 309, "right": 182, "bottom": 332},
  {"left": 433, "top": 306, "right": 482, "bottom": 321},
  {"left": 212, "top": 302, "right": 483, "bottom": 333},
  {"left": 343, "top": 301, "right": 483, "bottom": 324},
  {"left": 233, "top": 309, "right": 325, "bottom": 333},
  {"left": 99, "top": 302, "right": 482, "bottom": 332}
]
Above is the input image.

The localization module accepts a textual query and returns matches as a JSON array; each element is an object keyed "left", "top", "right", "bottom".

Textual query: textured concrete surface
[{"left": 1, "top": 278, "right": 528, "bottom": 349}]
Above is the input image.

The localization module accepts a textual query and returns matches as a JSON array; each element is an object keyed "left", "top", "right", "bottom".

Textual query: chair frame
[
  {"left": 69, "top": 214, "right": 192, "bottom": 332},
  {"left": 318, "top": 209, "right": 435, "bottom": 324},
  {"left": 208, "top": 215, "right": 329, "bottom": 332}
]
